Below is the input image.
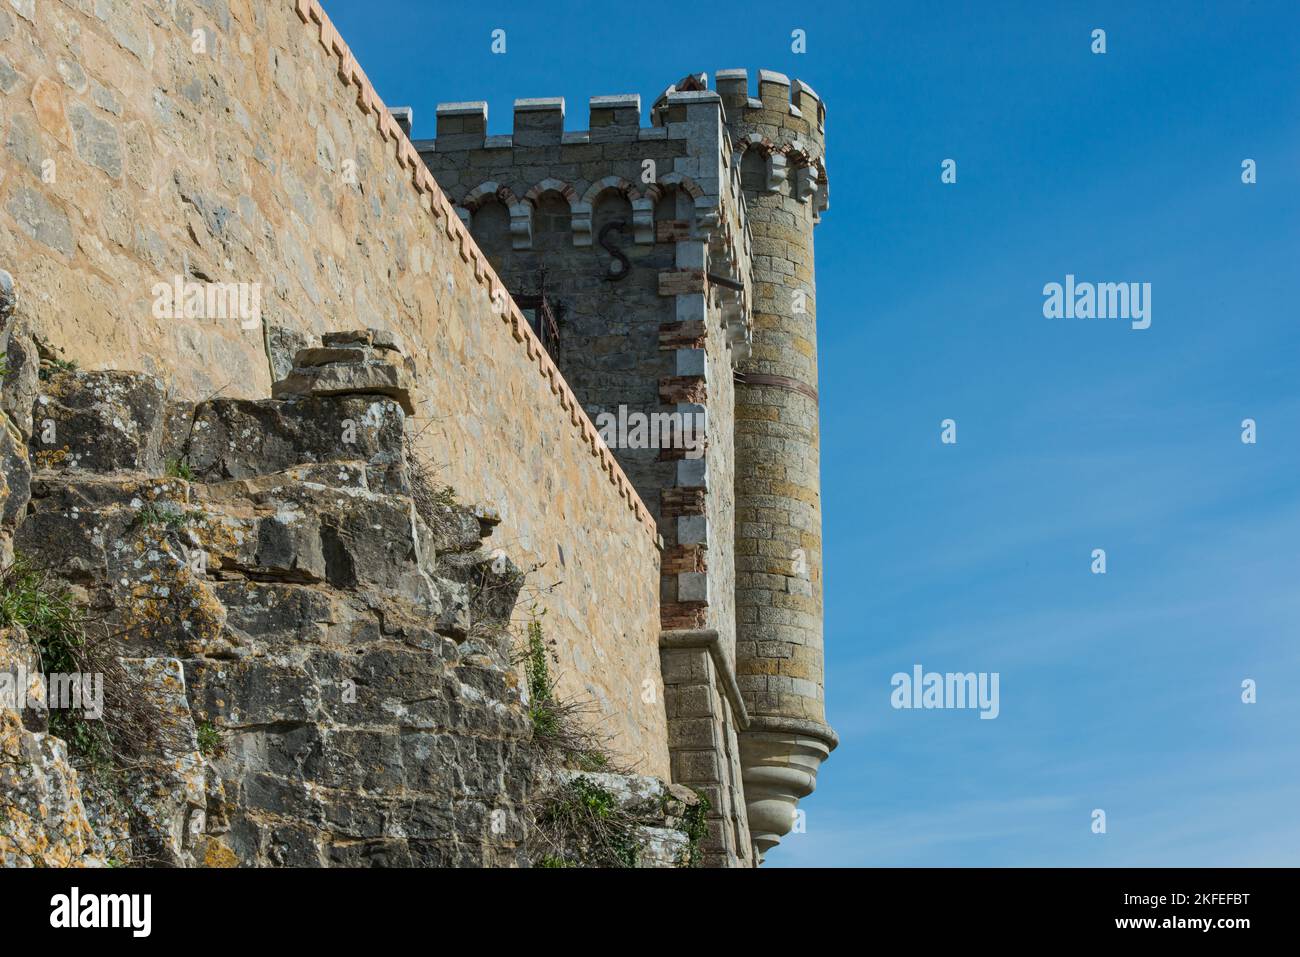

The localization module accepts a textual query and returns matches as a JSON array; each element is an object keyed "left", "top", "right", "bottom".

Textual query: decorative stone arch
[
  {"left": 644, "top": 172, "right": 707, "bottom": 208},
  {"left": 780, "top": 145, "right": 821, "bottom": 208},
  {"left": 514, "top": 178, "right": 575, "bottom": 250},
  {"left": 461, "top": 182, "right": 533, "bottom": 250},
  {"left": 646, "top": 172, "right": 717, "bottom": 232},
  {"left": 579, "top": 176, "right": 652, "bottom": 245},
  {"left": 776, "top": 141, "right": 824, "bottom": 206},
  {"left": 461, "top": 181, "right": 520, "bottom": 212},
  {"left": 734, "top": 133, "right": 787, "bottom": 194},
  {"left": 655, "top": 172, "right": 706, "bottom": 201},
  {"left": 579, "top": 176, "right": 640, "bottom": 207},
  {"left": 734, "top": 131, "right": 778, "bottom": 156},
  {"left": 780, "top": 139, "right": 810, "bottom": 164},
  {"left": 523, "top": 177, "right": 579, "bottom": 208}
]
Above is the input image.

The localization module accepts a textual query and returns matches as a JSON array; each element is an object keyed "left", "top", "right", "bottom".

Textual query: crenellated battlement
[
  {"left": 712, "top": 70, "right": 830, "bottom": 219},
  {"left": 417, "top": 70, "right": 826, "bottom": 156},
  {"left": 424, "top": 95, "right": 655, "bottom": 148},
  {"left": 709, "top": 69, "right": 826, "bottom": 133},
  {"left": 412, "top": 71, "right": 828, "bottom": 247}
]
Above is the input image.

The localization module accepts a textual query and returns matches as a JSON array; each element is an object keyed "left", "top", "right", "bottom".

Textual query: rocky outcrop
[
  {"left": 0, "top": 271, "right": 13, "bottom": 325},
  {"left": 0, "top": 414, "right": 29, "bottom": 569},
  {"left": 0, "top": 625, "right": 105, "bottom": 868},
  {"left": 544, "top": 769, "right": 706, "bottom": 868},
  {"left": 0, "top": 324, "right": 695, "bottom": 867},
  {"left": 3, "top": 330, "right": 535, "bottom": 866}
]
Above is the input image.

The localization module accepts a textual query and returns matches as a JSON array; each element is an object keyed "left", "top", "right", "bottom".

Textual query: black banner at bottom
[{"left": 0, "top": 866, "right": 1278, "bottom": 943}]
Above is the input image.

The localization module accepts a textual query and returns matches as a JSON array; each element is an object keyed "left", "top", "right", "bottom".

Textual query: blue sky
[{"left": 326, "top": 0, "right": 1300, "bottom": 865}]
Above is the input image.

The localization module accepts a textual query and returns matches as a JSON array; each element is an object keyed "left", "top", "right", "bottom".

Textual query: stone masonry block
[
  {"left": 667, "top": 717, "right": 720, "bottom": 750},
  {"left": 665, "top": 682, "right": 716, "bottom": 719},
  {"left": 674, "top": 348, "right": 706, "bottom": 378},
  {"left": 675, "top": 458, "right": 707, "bottom": 488},
  {"left": 677, "top": 514, "right": 708, "bottom": 546},
  {"left": 660, "top": 647, "right": 712, "bottom": 685},
  {"left": 677, "top": 571, "right": 709, "bottom": 603}
]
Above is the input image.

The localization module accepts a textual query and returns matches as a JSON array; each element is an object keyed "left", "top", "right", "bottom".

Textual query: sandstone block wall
[{"left": 0, "top": 0, "right": 666, "bottom": 775}]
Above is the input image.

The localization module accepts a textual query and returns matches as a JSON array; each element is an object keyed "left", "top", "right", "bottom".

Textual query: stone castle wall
[{"left": 0, "top": 0, "right": 667, "bottom": 775}]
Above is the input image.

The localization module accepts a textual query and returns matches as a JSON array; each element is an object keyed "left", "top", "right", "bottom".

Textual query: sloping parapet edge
[{"left": 290, "top": 0, "right": 657, "bottom": 540}]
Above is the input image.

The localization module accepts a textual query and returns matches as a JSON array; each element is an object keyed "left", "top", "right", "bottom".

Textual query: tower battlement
[{"left": 415, "top": 72, "right": 829, "bottom": 219}]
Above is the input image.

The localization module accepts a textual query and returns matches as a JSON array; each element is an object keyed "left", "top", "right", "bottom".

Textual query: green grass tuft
[
  {"left": 164, "top": 457, "right": 196, "bottom": 481},
  {"left": 196, "top": 720, "right": 223, "bottom": 757},
  {"left": 135, "top": 503, "right": 206, "bottom": 530},
  {"left": 0, "top": 556, "right": 113, "bottom": 769}
]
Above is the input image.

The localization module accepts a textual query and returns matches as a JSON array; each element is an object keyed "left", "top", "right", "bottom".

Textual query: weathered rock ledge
[{"left": 0, "top": 321, "right": 694, "bottom": 867}]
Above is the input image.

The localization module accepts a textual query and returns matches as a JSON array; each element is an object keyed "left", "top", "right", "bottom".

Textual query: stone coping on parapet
[
  {"left": 590, "top": 94, "right": 641, "bottom": 110},
  {"left": 291, "top": 0, "right": 656, "bottom": 539},
  {"left": 435, "top": 101, "right": 488, "bottom": 118},
  {"left": 513, "top": 97, "right": 566, "bottom": 114}
]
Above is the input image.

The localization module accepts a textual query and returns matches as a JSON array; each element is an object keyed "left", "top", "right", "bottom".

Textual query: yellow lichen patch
[
  {"left": 736, "top": 659, "right": 781, "bottom": 676},
  {"left": 113, "top": 518, "right": 225, "bottom": 644},
  {"left": 33, "top": 446, "right": 71, "bottom": 469},
  {"left": 186, "top": 513, "right": 244, "bottom": 566},
  {"left": 0, "top": 710, "right": 104, "bottom": 867},
  {"left": 200, "top": 836, "right": 239, "bottom": 868}
]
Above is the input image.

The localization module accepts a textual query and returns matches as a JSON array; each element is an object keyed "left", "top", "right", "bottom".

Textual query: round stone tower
[{"left": 715, "top": 68, "right": 837, "bottom": 860}]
